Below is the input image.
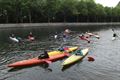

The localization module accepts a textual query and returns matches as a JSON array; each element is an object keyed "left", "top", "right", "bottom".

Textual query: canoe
[
  {"left": 62, "top": 48, "right": 89, "bottom": 66},
  {"left": 48, "top": 47, "right": 78, "bottom": 56},
  {"left": 8, "top": 52, "right": 69, "bottom": 67},
  {"left": 9, "top": 37, "right": 19, "bottom": 43}
]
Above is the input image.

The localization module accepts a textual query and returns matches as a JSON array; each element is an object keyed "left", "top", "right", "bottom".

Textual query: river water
[{"left": 0, "top": 25, "right": 120, "bottom": 80}]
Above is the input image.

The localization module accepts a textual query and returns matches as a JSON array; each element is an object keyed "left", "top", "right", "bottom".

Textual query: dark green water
[{"left": 0, "top": 25, "right": 120, "bottom": 80}]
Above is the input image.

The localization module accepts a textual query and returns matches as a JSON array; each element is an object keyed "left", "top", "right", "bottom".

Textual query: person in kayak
[
  {"left": 10, "top": 34, "right": 20, "bottom": 43},
  {"left": 79, "top": 34, "right": 90, "bottom": 43},
  {"left": 75, "top": 49, "right": 83, "bottom": 56},
  {"left": 112, "top": 28, "right": 117, "bottom": 37},
  {"left": 28, "top": 32, "right": 35, "bottom": 41},
  {"left": 64, "top": 29, "right": 71, "bottom": 34},
  {"left": 38, "top": 50, "right": 49, "bottom": 59},
  {"left": 54, "top": 32, "right": 58, "bottom": 39},
  {"left": 58, "top": 47, "right": 65, "bottom": 52},
  {"left": 11, "top": 34, "right": 15, "bottom": 38},
  {"left": 113, "top": 33, "right": 117, "bottom": 37},
  {"left": 113, "top": 32, "right": 117, "bottom": 37}
]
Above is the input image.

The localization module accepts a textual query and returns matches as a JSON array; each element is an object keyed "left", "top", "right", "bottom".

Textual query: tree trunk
[
  {"left": 48, "top": 16, "right": 50, "bottom": 23},
  {"left": 63, "top": 13, "right": 66, "bottom": 22},
  {"left": 28, "top": 10, "right": 32, "bottom": 23},
  {"left": 76, "top": 14, "right": 79, "bottom": 22},
  {"left": 6, "top": 15, "right": 8, "bottom": 23}
]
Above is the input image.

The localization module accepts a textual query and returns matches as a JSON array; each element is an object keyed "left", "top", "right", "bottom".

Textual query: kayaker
[
  {"left": 58, "top": 47, "right": 65, "bottom": 52},
  {"left": 11, "top": 34, "right": 15, "bottom": 38},
  {"left": 64, "top": 29, "right": 70, "bottom": 34},
  {"left": 79, "top": 34, "right": 90, "bottom": 43},
  {"left": 28, "top": 32, "right": 34, "bottom": 38},
  {"left": 113, "top": 33, "right": 117, "bottom": 37},
  {"left": 54, "top": 32, "right": 58, "bottom": 39},
  {"left": 28, "top": 32, "right": 35, "bottom": 41},
  {"left": 10, "top": 34, "right": 20, "bottom": 43},
  {"left": 75, "top": 50, "right": 83, "bottom": 56},
  {"left": 38, "top": 50, "right": 49, "bottom": 59}
]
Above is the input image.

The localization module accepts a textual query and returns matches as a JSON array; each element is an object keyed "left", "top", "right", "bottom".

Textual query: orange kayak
[{"left": 8, "top": 52, "right": 69, "bottom": 68}]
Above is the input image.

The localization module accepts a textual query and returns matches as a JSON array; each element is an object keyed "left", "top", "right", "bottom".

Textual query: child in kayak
[{"left": 38, "top": 50, "right": 49, "bottom": 59}]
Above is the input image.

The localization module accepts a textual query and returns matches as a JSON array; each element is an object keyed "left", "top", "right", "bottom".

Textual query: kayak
[
  {"left": 9, "top": 37, "right": 19, "bottom": 43},
  {"left": 62, "top": 48, "right": 89, "bottom": 66},
  {"left": 86, "top": 32, "right": 100, "bottom": 39},
  {"left": 48, "top": 47, "right": 78, "bottom": 56},
  {"left": 8, "top": 52, "right": 69, "bottom": 67},
  {"left": 7, "top": 47, "right": 78, "bottom": 68},
  {"left": 79, "top": 36, "right": 90, "bottom": 43},
  {"left": 112, "top": 37, "right": 116, "bottom": 41},
  {"left": 28, "top": 36, "right": 35, "bottom": 41}
]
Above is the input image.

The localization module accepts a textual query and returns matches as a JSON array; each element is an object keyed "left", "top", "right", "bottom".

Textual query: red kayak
[
  {"left": 28, "top": 36, "right": 35, "bottom": 41},
  {"left": 79, "top": 36, "right": 90, "bottom": 43},
  {"left": 8, "top": 52, "right": 69, "bottom": 68}
]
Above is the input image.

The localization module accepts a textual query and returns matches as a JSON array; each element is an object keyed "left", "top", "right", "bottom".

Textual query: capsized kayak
[
  {"left": 8, "top": 52, "right": 69, "bottom": 67},
  {"left": 62, "top": 48, "right": 89, "bottom": 66},
  {"left": 48, "top": 47, "right": 78, "bottom": 56},
  {"left": 9, "top": 37, "right": 19, "bottom": 43}
]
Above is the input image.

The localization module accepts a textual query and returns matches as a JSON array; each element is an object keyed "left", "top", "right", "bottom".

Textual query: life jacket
[{"left": 38, "top": 51, "right": 49, "bottom": 59}]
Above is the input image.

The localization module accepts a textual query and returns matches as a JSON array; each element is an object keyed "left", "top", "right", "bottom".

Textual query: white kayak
[
  {"left": 9, "top": 37, "right": 19, "bottom": 43},
  {"left": 112, "top": 37, "right": 116, "bottom": 41},
  {"left": 62, "top": 48, "right": 89, "bottom": 66}
]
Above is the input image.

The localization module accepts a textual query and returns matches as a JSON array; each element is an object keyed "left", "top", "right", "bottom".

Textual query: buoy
[{"left": 88, "top": 56, "right": 95, "bottom": 61}]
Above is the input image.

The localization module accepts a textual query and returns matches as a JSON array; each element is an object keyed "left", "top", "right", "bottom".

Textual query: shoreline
[{"left": 0, "top": 22, "right": 120, "bottom": 28}]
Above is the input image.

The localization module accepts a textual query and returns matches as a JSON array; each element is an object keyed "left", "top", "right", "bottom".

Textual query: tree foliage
[{"left": 0, "top": 0, "right": 120, "bottom": 23}]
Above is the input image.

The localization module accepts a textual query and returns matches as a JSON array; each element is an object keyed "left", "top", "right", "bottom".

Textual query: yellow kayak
[
  {"left": 62, "top": 48, "right": 89, "bottom": 66},
  {"left": 48, "top": 47, "right": 78, "bottom": 56}
]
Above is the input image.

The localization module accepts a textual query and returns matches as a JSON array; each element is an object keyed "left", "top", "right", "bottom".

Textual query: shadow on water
[
  {"left": 8, "top": 63, "right": 52, "bottom": 72},
  {"left": 61, "top": 60, "right": 83, "bottom": 71}
]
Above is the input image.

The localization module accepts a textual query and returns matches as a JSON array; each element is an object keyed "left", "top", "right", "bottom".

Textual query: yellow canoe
[
  {"left": 62, "top": 48, "right": 89, "bottom": 66},
  {"left": 48, "top": 47, "right": 78, "bottom": 56}
]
